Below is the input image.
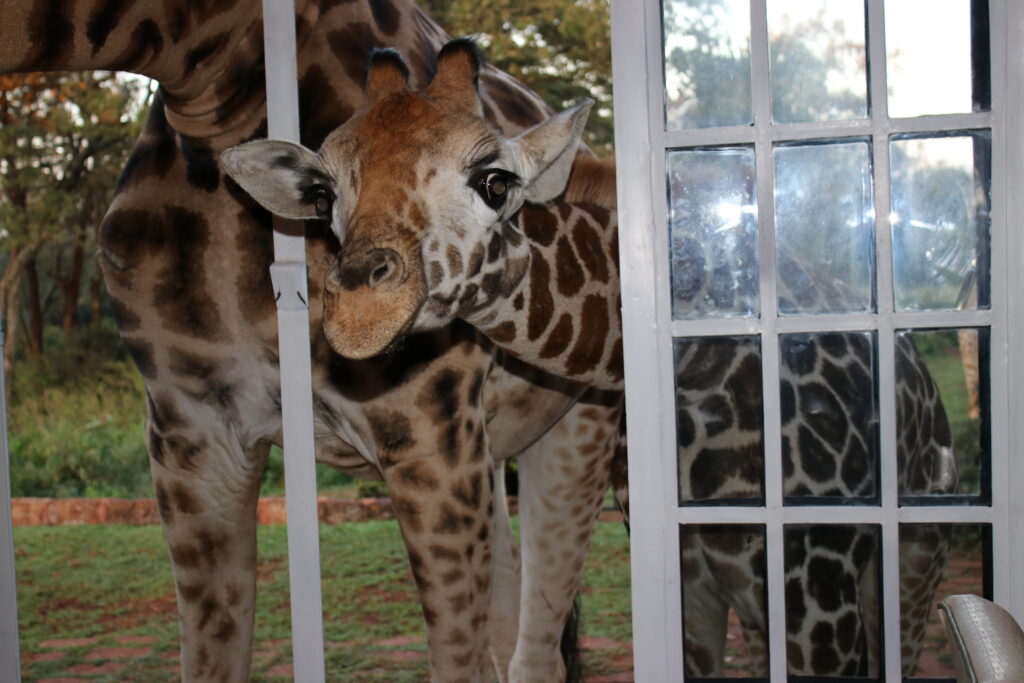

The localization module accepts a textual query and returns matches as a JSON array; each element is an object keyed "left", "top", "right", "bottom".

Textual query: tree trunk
[
  {"left": 88, "top": 265, "right": 103, "bottom": 326},
  {"left": 61, "top": 236, "right": 84, "bottom": 335},
  {"left": 23, "top": 253, "right": 43, "bottom": 356}
]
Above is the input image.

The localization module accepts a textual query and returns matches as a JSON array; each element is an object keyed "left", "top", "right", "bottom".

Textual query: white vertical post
[
  {"left": 0, "top": 317, "right": 21, "bottom": 683},
  {"left": 261, "top": 2, "right": 326, "bottom": 681}
]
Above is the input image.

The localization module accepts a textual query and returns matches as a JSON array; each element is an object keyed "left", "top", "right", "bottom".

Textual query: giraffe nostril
[{"left": 366, "top": 248, "right": 404, "bottom": 290}]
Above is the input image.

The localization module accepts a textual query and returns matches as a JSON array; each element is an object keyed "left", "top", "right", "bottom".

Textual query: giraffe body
[
  {"left": 227, "top": 39, "right": 957, "bottom": 678},
  {"left": 2, "top": 3, "right": 620, "bottom": 681}
]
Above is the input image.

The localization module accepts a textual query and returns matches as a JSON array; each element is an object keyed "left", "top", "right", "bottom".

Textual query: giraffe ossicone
[{"left": 223, "top": 40, "right": 594, "bottom": 361}]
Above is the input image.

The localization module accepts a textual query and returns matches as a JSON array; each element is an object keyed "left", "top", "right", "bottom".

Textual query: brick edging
[{"left": 10, "top": 497, "right": 395, "bottom": 527}]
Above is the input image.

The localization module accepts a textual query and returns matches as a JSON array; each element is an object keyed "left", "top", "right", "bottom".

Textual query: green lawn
[{"left": 14, "top": 520, "right": 632, "bottom": 681}]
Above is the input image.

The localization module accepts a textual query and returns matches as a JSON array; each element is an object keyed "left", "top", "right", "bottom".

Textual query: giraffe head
[{"left": 222, "top": 40, "right": 592, "bottom": 359}]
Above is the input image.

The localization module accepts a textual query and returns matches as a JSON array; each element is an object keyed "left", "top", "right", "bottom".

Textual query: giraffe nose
[{"left": 330, "top": 247, "right": 406, "bottom": 292}]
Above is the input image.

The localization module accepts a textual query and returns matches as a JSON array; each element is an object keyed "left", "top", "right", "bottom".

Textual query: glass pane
[
  {"left": 774, "top": 141, "right": 875, "bottom": 315},
  {"left": 767, "top": 0, "right": 868, "bottom": 123},
  {"left": 899, "top": 524, "right": 990, "bottom": 677},
  {"left": 681, "top": 524, "right": 768, "bottom": 677},
  {"left": 783, "top": 524, "right": 880, "bottom": 676},
  {"left": 675, "top": 336, "right": 764, "bottom": 505},
  {"left": 886, "top": 0, "right": 988, "bottom": 117},
  {"left": 668, "top": 147, "right": 758, "bottom": 319},
  {"left": 664, "top": 0, "right": 752, "bottom": 129},
  {"left": 890, "top": 133, "right": 991, "bottom": 312},
  {"left": 780, "top": 332, "right": 878, "bottom": 503},
  {"left": 896, "top": 329, "right": 986, "bottom": 499}
]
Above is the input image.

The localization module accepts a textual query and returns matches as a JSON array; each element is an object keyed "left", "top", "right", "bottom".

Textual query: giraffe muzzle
[{"left": 322, "top": 246, "right": 426, "bottom": 359}]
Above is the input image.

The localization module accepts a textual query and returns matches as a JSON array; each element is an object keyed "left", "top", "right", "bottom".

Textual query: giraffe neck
[{"left": 465, "top": 168, "right": 623, "bottom": 392}]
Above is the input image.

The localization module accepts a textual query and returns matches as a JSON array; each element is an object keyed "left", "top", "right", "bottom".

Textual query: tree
[{"left": 0, "top": 71, "right": 143, "bottom": 380}]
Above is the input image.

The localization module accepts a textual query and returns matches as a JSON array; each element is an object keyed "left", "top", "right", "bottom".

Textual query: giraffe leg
[
  {"left": 681, "top": 530, "right": 730, "bottom": 677},
  {"left": 508, "top": 395, "right": 621, "bottom": 683},
  {"left": 489, "top": 460, "right": 521, "bottom": 682},
  {"left": 146, "top": 404, "right": 267, "bottom": 683},
  {"left": 898, "top": 524, "right": 950, "bottom": 676}
]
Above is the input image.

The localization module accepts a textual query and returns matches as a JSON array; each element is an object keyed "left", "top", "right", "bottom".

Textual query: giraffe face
[{"left": 222, "top": 41, "right": 592, "bottom": 359}]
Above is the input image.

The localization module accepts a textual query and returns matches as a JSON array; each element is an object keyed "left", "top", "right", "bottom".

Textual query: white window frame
[{"left": 611, "top": 1, "right": 1024, "bottom": 680}]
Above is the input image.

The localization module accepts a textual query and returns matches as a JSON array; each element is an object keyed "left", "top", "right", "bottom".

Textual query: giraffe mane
[{"left": 563, "top": 153, "right": 617, "bottom": 210}]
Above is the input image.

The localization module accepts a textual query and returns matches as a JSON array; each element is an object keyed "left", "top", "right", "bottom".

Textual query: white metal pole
[
  {"left": 0, "top": 316, "right": 22, "bottom": 682},
  {"left": 260, "top": 2, "right": 326, "bottom": 681}
]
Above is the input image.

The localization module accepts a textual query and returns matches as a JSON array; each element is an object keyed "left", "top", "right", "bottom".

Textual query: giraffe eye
[
  {"left": 472, "top": 169, "right": 517, "bottom": 211},
  {"left": 303, "top": 183, "right": 334, "bottom": 219}
]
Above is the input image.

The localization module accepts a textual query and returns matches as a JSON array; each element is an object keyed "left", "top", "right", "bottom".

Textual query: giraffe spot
[
  {"left": 807, "top": 557, "right": 853, "bottom": 612},
  {"left": 369, "top": 0, "right": 401, "bottom": 35},
  {"left": 155, "top": 482, "right": 173, "bottom": 522},
  {"left": 835, "top": 611, "right": 858, "bottom": 653},
  {"left": 572, "top": 217, "right": 610, "bottom": 283},
  {"left": 446, "top": 245, "right": 463, "bottom": 276},
  {"left": 170, "top": 543, "right": 202, "bottom": 570},
  {"left": 446, "top": 628, "right": 469, "bottom": 645},
  {"left": 327, "top": 23, "right": 380, "bottom": 87},
  {"left": 394, "top": 461, "right": 440, "bottom": 491},
  {"left": 526, "top": 247, "right": 554, "bottom": 342},
  {"left": 555, "top": 235, "right": 585, "bottom": 297},
  {"left": 178, "top": 583, "right": 204, "bottom": 603},
  {"left": 428, "top": 544, "right": 462, "bottom": 564},
  {"left": 797, "top": 425, "right": 837, "bottom": 483},
  {"left": 86, "top": 0, "right": 131, "bottom": 54},
  {"left": 152, "top": 207, "right": 225, "bottom": 340},
  {"left": 21, "top": 0, "right": 74, "bottom": 69},
  {"left": 689, "top": 443, "right": 762, "bottom": 500},
  {"left": 678, "top": 338, "right": 736, "bottom": 390},
  {"left": 512, "top": 292, "right": 524, "bottom": 310},
  {"left": 521, "top": 204, "right": 557, "bottom": 247},
  {"left": 538, "top": 313, "right": 573, "bottom": 360},
  {"left": 785, "top": 578, "right": 807, "bottom": 634},
  {"left": 451, "top": 472, "right": 484, "bottom": 509},
  {"left": 808, "top": 525, "right": 858, "bottom": 556},
  {"left": 565, "top": 295, "right": 608, "bottom": 376},
  {"left": 429, "top": 260, "right": 445, "bottom": 289},
  {"left": 121, "top": 337, "right": 155, "bottom": 377},
  {"left": 432, "top": 502, "right": 474, "bottom": 534},
  {"left": 698, "top": 393, "right": 733, "bottom": 438},
  {"left": 170, "top": 483, "right": 203, "bottom": 514},
  {"left": 606, "top": 337, "right": 624, "bottom": 382},
  {"left": 298, "top": 64, "right": 353, "bottom": 150},
  {"left": 196, "top": 530, "right": 229, "bottom": 568},
  {"left": 391, "top": 495, "right": 424, "bottom": 534},
  {"left": 726, "top": 352, "right": 763, "bottom": 431},
  {"left": 685, "top": 643, "right": 716, "bottom": 676},
  {"left": 466, "top": 369, "right": 484, "bottom": 406},
  {"left": 676, "top": 408, "right": 696, "bottom": 449},
  {"left": 787, "top": 639, "right": 805, "bottom": 671},
  {"left": 418, "top": 369, "right": 462, "bottom": 422},
  {"left": 366, "top": 408, "right": 414, "bottom": 456},
  {"left": 466, "top": 243, "right": 485, "bottom": 277},
  {"left": 799, "top": 382, "right": 848, "bottom": 452},
  {"left": 167, "top": 347, "right": 219, "bottom": 381},
  {"left": 480, "top": 73, "right": 544, "bottom": 128},
  {"left": 840, "top": 437, "right": 871, "bottom": 492},
  {"left": 782, "top": 336, "right": 818, "bottom": 376},
  {"left": 486, "top": 230, "right": 504, "bottom": 264},
  {"left": 580, "top": 203, "right": 611, "bottom": 228},
  {"left": 441, "top": 568, "right": 466, "bottom": 586}
]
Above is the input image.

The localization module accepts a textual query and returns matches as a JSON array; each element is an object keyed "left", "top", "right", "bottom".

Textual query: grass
[{"left": 14, "top": 520, "right": 633, "bottom": 681}]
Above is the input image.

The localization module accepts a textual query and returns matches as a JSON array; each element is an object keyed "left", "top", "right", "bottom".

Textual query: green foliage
[
  {"left": 7, "top": 322, "right": 150, "bottom": 498},
  {"left": 423, "top": 0, "right": 614, "bottom": 152},
  {"left": 259, "top": 445, "right": 359, "bottom": 497}
]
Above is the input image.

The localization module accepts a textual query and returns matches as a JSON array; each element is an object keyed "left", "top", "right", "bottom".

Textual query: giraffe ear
[
  {"left": 514, "top": 99, "right": 593, "bottom": 203},
  {"left": 366, "top": 48, "right": 411, "bottom": 103},
  {"left": 426, "top": 39, "right": 483, "bottom": 115},
  {"left": 220, "top": 140, "right": 330, "bottom": 220}
]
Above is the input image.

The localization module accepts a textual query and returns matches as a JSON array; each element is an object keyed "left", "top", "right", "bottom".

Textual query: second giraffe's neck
[{"left": 466, "top": 170, "right": 623, "bottom": 392}]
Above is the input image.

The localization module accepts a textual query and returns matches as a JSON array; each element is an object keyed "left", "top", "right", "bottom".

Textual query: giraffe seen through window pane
[
  {"left": 774, "top": 140, "right": 876, "bottom": 315},
  {"left": 898, "top": 523, "right": 991, "bottom": 677},
  {"left": 895, "top": 329, "right": 986, "bottom": 500},
  {"left": 674, "top": 335, "right": 764, "bottom": 505},
  {"left": 667, "top": 147, "right": 759, "bottom": 320},
  {"left": 780, "top": 331, "right": 879, "bottom": 504}
]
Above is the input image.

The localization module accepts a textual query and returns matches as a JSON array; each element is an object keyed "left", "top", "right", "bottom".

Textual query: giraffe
[
  {"left": 225, "top": 39, "right": 958, "bottom": 677},
  {"left": 0, "top": 3, "right": 621, "bottom": 682}
]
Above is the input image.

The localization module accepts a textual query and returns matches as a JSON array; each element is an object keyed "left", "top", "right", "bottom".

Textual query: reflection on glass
[
  {"left": 784, "top": 525, "right": 880, "bottom": 676},
  {"left": 774, "top": 141, "right": 875, "bottom": 315},
  {"left": 890, "top": 134, "right": 990, "bottom": 312},
  {"left": 899, "top": 524, "right": 990, "bottom": 677},
  {"left": 767, "top": 0, "right": 867, "bottom": 123},
  {"left": 681, "top": 524, "right": 767, "bottom": 677},
  {"left": 664, "top": 0, "right": 752, "bottom": 129},
  {"left": 668, "top": 147, "right": 758, "bottom": 319},
  {"left": 780, "top": 332, "right": 878, "bottom": 503},
  {"left": 886, "top": 0, "right": 981, "bottom": 117},
  {"left": 675, "top": 336, "right": 763, "bottom": 505},
  {"left": 896, "top": 329, "right": 985, "bottom": 499}
]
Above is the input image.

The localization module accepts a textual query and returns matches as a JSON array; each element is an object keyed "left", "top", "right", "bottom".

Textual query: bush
[{"left": 7, "top": 323, "right": 151, "bottom": 498}]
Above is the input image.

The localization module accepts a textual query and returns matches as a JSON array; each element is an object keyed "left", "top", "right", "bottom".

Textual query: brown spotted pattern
[{"left": 1, "top": 3, "right": 620, "bottom": 683}]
